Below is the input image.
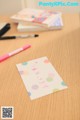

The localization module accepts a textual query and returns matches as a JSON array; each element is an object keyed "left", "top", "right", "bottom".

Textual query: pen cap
[{"left": 0, "top": 23, "right": 10, "bottom": 37}]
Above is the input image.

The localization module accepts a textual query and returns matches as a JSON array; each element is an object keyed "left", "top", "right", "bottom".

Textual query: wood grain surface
[{"left": 0, "top": 14, "right": 80, "bottom": 120}]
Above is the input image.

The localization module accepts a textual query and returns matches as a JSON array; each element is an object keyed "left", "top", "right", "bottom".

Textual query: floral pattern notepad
[
  {"left": 11, "top": 8, "right": 62, "bottom": 28},
  {"left": 16, "top": 57, "right": 68, "bottom": 100}
]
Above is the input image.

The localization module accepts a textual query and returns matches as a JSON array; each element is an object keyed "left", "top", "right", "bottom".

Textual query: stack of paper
[{"left": 11, "top": 8, "right": 63, "bottom": 32}]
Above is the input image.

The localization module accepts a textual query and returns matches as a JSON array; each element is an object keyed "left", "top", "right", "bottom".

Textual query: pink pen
[{"left": 0, "top": 44, "right": 31, "bottom": 62}]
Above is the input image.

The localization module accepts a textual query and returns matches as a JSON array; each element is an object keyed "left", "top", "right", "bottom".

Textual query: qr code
[{"left": 1, "top": 106, "right": 14, "bottom": 119}]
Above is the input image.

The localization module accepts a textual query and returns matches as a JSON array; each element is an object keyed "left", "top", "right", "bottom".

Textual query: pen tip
[{"left": 34, "top": 34, "right": 39, "bottom": 37}]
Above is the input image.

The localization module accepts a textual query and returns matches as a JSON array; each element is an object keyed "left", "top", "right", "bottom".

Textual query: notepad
[
  {"left": 16, "top": 57, "right": 68, "bottom": 100},
  {"left": 11, "top": 8, "right": 62, "bottom": 28}
]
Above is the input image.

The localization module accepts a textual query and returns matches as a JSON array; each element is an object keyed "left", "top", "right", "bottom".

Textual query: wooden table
[{"left": 0, "top": 14, "right": 80, "bottom": 120}]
